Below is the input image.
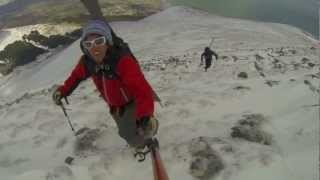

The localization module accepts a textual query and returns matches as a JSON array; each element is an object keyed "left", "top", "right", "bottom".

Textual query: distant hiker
[
  {"left": 52, "top": 20, "right": 158, "bottom": 150},
  {"left": 201, "top": 47, "right": 218, "bottom": 72}
]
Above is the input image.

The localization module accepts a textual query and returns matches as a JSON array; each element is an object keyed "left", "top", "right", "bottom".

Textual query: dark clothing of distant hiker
[{"left": 201, "top": 47, "right": 218, "bottom": 72}]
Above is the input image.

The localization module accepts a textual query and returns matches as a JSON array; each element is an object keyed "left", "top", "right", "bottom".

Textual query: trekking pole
[
  {"left": 60, "top": 98, "right": 76, "bottom": 135},
  {"left": 209, "top": 37, "right": 214, "bottom": 48},
  {"left": 80, "top": 0, "right": 104, "bottom": 20}
]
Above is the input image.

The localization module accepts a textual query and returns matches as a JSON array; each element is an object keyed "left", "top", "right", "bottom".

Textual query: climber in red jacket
[{"left": 52, "top": 20, "right": 158, "bottom": 149}]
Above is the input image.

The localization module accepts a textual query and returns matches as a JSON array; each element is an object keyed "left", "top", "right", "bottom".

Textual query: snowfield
[{"left": 0, "top": 6, "right": 319, "bottom": 180}]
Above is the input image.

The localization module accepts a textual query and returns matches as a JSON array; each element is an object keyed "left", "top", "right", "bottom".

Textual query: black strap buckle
[
  {"left": 134, "top": 138, "right": 159, "bottom": 162},
  {"left": 134, "top": 149, "right": 151, "bottom": 162}
]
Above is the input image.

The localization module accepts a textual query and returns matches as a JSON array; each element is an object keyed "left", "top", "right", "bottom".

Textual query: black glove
[
  {"left": 52, "top": 89, "right": 63, "bottom": 106},
  {"left": 136, "top": 116, "right": 158, "bottom": 138},
  {"left": 136, "top": 116, "right": 150, "bottom": 131}
]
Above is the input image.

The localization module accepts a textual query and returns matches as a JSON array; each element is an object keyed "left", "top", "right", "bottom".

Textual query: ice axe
[
  {"left": 80, "top": 0, "right": 105, "bottom": 20},
  {"left": 57, "top": 96, "right": 90, "bottom": 136},
  {"left": 59, "top": 97, "right": 76, "bottom": 135},
  {"left": 208, "top": 37, "right": 215, "bottom": 48},
  {"left": 80, "top": 0, "right": 118, "bottom": 37}
]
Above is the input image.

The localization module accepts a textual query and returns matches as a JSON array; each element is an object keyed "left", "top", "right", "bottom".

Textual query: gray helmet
[{"left": 81, "top": 20, "right": 113, "bottom": 46}]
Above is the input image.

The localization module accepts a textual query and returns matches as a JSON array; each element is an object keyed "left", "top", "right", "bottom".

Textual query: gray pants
[{"left": 111, "top": 102, "right": 145, "bottom": 148}]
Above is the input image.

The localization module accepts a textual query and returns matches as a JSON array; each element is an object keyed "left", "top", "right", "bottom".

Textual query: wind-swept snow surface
[{"left": 0, "top": 6, "right": 318, "bottom": 180}]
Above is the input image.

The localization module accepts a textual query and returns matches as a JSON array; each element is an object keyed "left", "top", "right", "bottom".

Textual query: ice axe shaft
[
  {"left": 60, "top": 98, "right": 75, "bottom": 135},
  {"left": 80, "top": 0, "right": 119, "bottom": 39},
  {"left": 80, "top": 0, "right": 105, "bottom": 20},
  {"left": 208, "top": 37, "right": 214, "bottom": 48}
]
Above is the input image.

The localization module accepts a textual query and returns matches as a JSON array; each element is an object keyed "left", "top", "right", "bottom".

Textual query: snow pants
[
  {"left": 205, "top": 58, "right": 212, "bottom": 71},
  {"left": 111, "top": 101, "right": 147, "bottom": 148}
]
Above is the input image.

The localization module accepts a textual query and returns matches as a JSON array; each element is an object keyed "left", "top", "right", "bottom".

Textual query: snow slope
[{"left": 0, "top": 6, "right": 319, "bottom": 180}]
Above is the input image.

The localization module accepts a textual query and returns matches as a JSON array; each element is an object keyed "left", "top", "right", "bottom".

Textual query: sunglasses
[{"left": 82, "top": 36, "right": 106, "bottom": 49}]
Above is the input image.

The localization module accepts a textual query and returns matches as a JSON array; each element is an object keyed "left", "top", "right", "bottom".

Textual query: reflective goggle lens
[{"left": 83, "top": 36, "right": 106, "bottom": 49}]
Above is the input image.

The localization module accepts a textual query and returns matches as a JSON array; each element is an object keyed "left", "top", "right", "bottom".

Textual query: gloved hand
[
  {"left": 52, "top": 88, "right": 63, "bottom": 106},
  {"left": 136, "top": 116, "right": 158, "bottom": 138}
]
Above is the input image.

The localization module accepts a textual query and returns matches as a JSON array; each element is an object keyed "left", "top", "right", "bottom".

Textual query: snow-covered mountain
[
  {"left": 0, "top": 6, "right": 318, "bottom": 180},
  {"left": 0, "top": 23, "right": 80, "bottom": 51}
]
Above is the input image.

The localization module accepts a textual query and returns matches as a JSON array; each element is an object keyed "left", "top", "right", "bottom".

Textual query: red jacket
[{"left": 58, "top": 54, "right": 154, "bottom": 120}]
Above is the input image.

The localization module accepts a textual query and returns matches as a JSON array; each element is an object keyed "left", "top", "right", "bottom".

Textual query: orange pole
[{"left": 151, "top": 147, "right": 170, "bottom": 180}]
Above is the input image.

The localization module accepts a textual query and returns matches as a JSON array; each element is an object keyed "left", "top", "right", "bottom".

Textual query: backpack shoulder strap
[{"left": 80, "top": 55, "right": 97, "bottom": 76}]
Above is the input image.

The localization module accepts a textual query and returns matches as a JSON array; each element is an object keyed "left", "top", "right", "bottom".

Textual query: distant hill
[
  {"left": 0, "top": 0, "right": 14, "bottom": 6},
  {"left": 0, "top": 0, "right": 163, "bottom": 28},
  {"left": 0, "top": 0, "right": 42, "bottom": 17}
]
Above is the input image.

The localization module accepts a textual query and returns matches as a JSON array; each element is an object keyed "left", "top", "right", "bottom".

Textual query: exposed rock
[
  {"left": 189, "top": 137, "right": 224, "bottom": 179},
  {"left": 289, "top": 49, "right": 297, "bottom": 54},
  {"left": 46, "top": 165, "right": 73, "bottom": 180},
  {"left": 221, "top": 56, "right": 229, "bottom": 60},
  {"left": 273, "top": 59, "right": 279, "bottom": 64},
  {"left": 293, "top": 63, "right": 300, "bottom": 70},
  {"left": 75, "top": 127, "right": 90, "bottom": 136},
  {"left": 304, "top": 80, "right": 310, "bottom": 85},
  {"left": 275, "top": 48, "right": 285, "bottom": 56},
  {"left": 254, "top": 61, "right": 265, "bottom": 77},
  {"left": 74, "top": 128, "right": 101, "bottom": 155},
  {"left": 239, "top": 114, "right": 266, "bottom": 126},
  {"left": 231, "top": 114, "right": 272, "bottom": 145},
  {"left": 259, "top": 72, "right": 265, "bottom": 77},
  {"left": 168, "top": 56, "right": 180, "bottom": 64},
  {"left": 220, "top": 144, "right": 233, "bottom": 153},
  {"left": 64, "top": 156, "right": 74, "bottom": 165},
  {"left": 301, "top": 57, "right": 310, "bottom": 64},
  {"left": 237, "top": 72, "right": 248, "bottom": 79},
  {"left": 255, "top": 54, "right": 264, "bottom": 61},
  {"left": 305, "top": 74, "right": 320, "bottom": 79},
  {"left": 233, "top": 86, "right": 251, "bottom": 90},
  {"left": 307, "top": 63, "right": 315, "bottom": 68},
  {"left": 0, "top": 63, "right": 13, "bottom": 75},
  {"left": 265, "top": 80, "right": 280, "bottom": 87},
  {"left": 254, "top": 61, "right": 263, "bottom": 71},
  {"left": 232, "top": 56, "right": 238, "bottom": 62}
]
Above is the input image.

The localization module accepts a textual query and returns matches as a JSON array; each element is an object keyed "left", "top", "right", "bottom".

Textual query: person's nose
[{"left": 90, "top": 44, "right": 100, "bottom": 51}]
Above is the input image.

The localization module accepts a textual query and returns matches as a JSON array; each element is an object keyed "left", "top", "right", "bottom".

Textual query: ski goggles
[{"left": 82, "top": 36, "right": 106, "bottom": 49}]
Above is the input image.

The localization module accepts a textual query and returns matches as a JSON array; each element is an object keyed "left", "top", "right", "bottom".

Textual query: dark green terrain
[{"left": 0, "top": 0, "right": 163, "bottom": 28}]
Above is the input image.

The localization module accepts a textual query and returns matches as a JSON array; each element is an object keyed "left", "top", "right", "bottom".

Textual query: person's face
[{"left": 83, "top": 34, "right": 109, "bottom": 64}]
